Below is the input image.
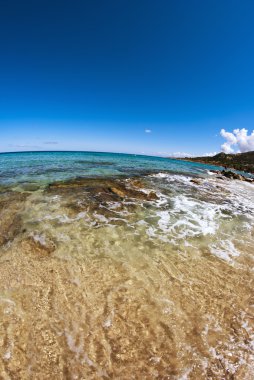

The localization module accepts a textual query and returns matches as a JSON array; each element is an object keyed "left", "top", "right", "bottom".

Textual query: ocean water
[
  {"left": 0, "top": 151, "right": 223, "bottom": 188},
  {"left": 0, "top": 151, "right": 253, "bottom": 379}
]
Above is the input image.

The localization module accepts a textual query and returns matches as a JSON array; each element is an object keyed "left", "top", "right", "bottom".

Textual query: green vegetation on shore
[{"left": 177, "top": 151, "right": 254, "bottom": 174}]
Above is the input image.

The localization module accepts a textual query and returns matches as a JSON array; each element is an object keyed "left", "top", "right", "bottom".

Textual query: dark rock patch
[
  {"left": 21, "top": 236, "right": 56, "bottom": 257},
  {"left": 46, "top": 178, "right": 158, "bottom": 202},
  {"left": 22, "top": 183, "right": 40, "bottom": 192},
  {"left": 0, "top": 192, "right": 28, "bottom": 246},
  {"left": 219, "top": 170, "right": 253, "bottom": 183},
  {"left": 190, "top": 178, "right": 202, "bottom": 185},
  {"left": 45, "top": 177, "right": 159, "bottom": 225}
]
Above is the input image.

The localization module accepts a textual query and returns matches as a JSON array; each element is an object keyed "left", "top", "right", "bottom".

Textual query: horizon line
[{"left": 0, "top": 149, "right": 181, "bottom": 160}]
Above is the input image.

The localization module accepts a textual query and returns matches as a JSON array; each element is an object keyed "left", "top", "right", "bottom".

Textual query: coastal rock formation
[
  {"left": 226, "top": 171, "right": 253, "bottom": 183},
  {"left": 178, "top": 151, "right": 254, "bottom": 174},
  {"left": 210, "top": 170, "right": 254, "bottom": 183}
]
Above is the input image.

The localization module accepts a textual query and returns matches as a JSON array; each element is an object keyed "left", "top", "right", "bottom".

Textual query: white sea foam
[
  {"left": 210, "top": 240, "right": 240, "bottom": 262},
  {"left": 142, "top": 172, "right": 254, "bottom": 251},
  {"left": 151, "top": 172, "right": 192, "bottom": 184},
  {"left": 94, "top": 213, "right": 109, "bottom": 223},
  {"left": 40, "top": 211, "right": 89, "bottom": 224},
  {"left": 150, "top": 172, "right": 169, "bottom": 179},
  {"left": 32, "top": 233, "right": 47, "bottom": 246},
  {"left": 151, "top": 195, "right": 227, "bottom": 241}
]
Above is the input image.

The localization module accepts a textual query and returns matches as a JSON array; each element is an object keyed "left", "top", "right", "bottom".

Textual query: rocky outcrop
[
  {"left": 210, "top": 170, "right": 254, "bottom": 183},
  {"left": 45, "top": 177, "right": 159, "bottom": 225},
  {"left": 47, "top": 177, "right": 159, "bottom": 202}
]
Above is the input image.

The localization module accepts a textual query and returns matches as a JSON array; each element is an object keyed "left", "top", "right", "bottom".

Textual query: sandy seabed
[{"left": 0, "top": 175, "right": 253, "bottom": 379}]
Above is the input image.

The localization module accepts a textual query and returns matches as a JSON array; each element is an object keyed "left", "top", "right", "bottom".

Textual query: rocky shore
[
  {"left": 177, "top": 151, "right": 254, "bottom": 175},
  {"left": 210, "top": 169, "right": 254, "bottom": 183}
]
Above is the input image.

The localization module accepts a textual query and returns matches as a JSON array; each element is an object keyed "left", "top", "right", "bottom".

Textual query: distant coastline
[{"left": 175, "top": 151, "right": 254, "bottom": 174}]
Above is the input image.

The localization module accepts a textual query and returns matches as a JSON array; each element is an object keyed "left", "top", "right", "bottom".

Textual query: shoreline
[{"left": 178, "top": 157, "right": 254, "bottom": 176}]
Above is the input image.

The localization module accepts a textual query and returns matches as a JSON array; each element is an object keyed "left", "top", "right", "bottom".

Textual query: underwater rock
[
  {"left": 47, "top": 177, "right": 158, "bottom": 202},
  {"left": 0, "top": 192, "right": 28, "bottom": 246},
  {"left": 22, "top": 183, "right": 40, "bottom": 192},
  {"left": 146, "top": 191, "right": 159, "bottom": 200},
  {"left": 129, "top": 179, "right": 145, "bottom": 189},
  {"left": 45, "top": 177, "right": 159, "bottom": 226},
  {"left": 21, "top": 236, "right": 56, "bottom": 257},
  {"left": 110, "top": 184, "right": 158, "bottom": 201},
  {"left": 110, "top": 186, "right": 126, "bottom": 198}
]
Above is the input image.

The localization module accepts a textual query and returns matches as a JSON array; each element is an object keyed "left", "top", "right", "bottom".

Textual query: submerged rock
[
  {"left": 47, "top": 177, "right": 158, "bottom": 202},
  {"left": 0, "top": 192, "right": 28, "bottom": 246},
  {"left": 45, "top": 177, "right": 159, "bottom": 226},
  {"left": 22, "top": 183, "right": 40, "bottom": 192},
  {"left": 129, "top": 179, "right": 145, "bottom": 189},
  {"left": 110, "top": 186, "right": 126, "bottom": 198},
  {"left": 146, "top": 191, "right": 158, "bottom": 200},
  {"left": 21, "top": 236, "right": 56, "bottom": 257},
  {"left": 109, "top": 183, "right": 158, "bottom": 201}
]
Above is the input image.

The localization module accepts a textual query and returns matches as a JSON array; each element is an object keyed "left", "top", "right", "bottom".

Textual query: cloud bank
[
  {"left": 169, "top": 152, "right": 193, "bottom": 158},
  {"left": 168, "top": 151, "right": 217, "bottom": 158},
  {"left": 220, "top": 128, "right": 254, "bottom": 154}
]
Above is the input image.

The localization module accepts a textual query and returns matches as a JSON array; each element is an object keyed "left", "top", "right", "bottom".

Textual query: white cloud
[
  {"left": 145, "top": 129, "right": 152, "bottom": 133},
  {"left": 202, "top": 152, "right": 217, "bottom": 157},
  {"left": 8, "top": 144, "right": 41, "bottom": 149},
  {"left": 220, "top": 129, "right": 237, "bottom": 145},
  {"left": 169, "top": 152, "right": 193, "bottom": 158},
  {"left": 166, "top": 151, "right": 218, "bottom": 158},
  {"left": 221, "top": 142, "right": 235, "bottom": 154},
  {"left": 220, "top": 128, "right": 254, "bottom": 153}
]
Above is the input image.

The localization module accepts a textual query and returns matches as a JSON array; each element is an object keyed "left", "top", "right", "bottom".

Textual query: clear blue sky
[{"left": 0, "top": 0, "right": 254, "bottom": 155}]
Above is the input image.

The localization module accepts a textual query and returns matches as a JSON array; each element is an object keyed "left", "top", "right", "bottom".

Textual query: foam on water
[{"left": 210, "top": 240, "right": 240, "bottom": 262}]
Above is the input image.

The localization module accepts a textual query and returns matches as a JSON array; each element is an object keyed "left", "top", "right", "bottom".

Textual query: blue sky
[{"left": 0, "top": 0, "right": 254, "bottom": 155}]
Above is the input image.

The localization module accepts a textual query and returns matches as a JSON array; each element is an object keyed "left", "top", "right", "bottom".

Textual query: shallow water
[{"left": 0, "top": 152, "right": 253, "bottom": 379}]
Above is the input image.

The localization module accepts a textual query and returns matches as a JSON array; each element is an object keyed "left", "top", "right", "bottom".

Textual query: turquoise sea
[{"left": 0, "top": 151, "right": 225, "bottom": 188}]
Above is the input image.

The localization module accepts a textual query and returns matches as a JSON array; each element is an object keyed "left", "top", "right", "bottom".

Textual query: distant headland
[{"left": 176, "top": 151, "right": 254, "bottom": 174}]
